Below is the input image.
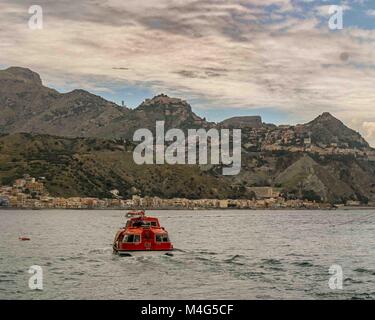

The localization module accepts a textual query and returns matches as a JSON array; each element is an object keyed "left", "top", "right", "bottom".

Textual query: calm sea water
[{"left": 0, "top": 209, "right": 374, "bottom": 300}]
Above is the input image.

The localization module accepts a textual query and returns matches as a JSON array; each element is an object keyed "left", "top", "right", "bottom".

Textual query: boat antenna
[{"left": 125, "top": 209, "right": 146, "bottom": 218}]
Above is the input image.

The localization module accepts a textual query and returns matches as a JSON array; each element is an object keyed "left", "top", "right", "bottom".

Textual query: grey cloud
[{"left": 175, "top": 67, "right": 229, "bottom": 79}]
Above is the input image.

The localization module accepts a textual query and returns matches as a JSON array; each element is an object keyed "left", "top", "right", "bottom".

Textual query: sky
[{"left": 0, "top": 0, "right": 374, "bottom": 144}]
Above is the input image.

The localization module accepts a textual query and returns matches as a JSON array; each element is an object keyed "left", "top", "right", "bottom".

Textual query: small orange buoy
[{"left": 19, "top": 237, "right": 31, "bottom": 241}]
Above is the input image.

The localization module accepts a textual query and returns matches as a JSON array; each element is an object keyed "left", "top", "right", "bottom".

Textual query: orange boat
[
  {"left": 19, "top": 236, "right": 31, "bottom": 241},
  {"left": 113, "top": 211, "right": 173, "bottom": 256}
]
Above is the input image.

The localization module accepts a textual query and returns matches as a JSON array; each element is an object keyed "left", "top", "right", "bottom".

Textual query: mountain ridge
[
  {"left": 1, "top": 66, "right": 375, "bottom": 204},
  {"left": 0, "top": 66, "right": 371, "bottom": 151}
]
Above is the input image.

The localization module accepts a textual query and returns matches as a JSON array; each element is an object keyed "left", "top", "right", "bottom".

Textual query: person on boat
[{"left": 133, "top": 219, "right": 144, "bottom": 227}]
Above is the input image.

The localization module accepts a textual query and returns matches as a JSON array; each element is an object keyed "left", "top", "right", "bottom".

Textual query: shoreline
[
  {"left": 1, "top": 206, "right": 375, "bottom": 211},
  {"left": 3, "top": 176, "right": 372, "bottom": 212}
]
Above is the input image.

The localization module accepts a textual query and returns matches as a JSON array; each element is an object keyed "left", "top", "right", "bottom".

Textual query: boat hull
[{"left": 113, "top": 246, "right": 174, "bottom": 257}]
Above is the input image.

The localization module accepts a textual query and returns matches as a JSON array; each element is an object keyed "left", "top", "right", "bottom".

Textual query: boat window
[
  {"left": 132, "top": 220, "right": 143, "bottom": 227},
  {"left": 156, "top": 234, "right": 169, "bottom": 242},
  {"left": 122, "top": 234, "right": 134, "bottom": 243},
  {"left": 143, "top": 221, "right": 158, "bottom": 227},
  {"left": 123, "top": 234, "right": 140, "bottom": 243}
]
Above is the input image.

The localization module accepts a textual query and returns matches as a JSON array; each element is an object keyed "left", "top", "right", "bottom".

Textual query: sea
[{"left": 0, "top": 209, "right": 374, "bottom": 300}]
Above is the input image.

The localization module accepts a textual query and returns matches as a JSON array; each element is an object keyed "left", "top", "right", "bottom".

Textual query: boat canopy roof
[
  {"left": 124, "top": 229, "right": 143, "bottom": 235},
  {"left": 152, "top": 228, "right": 168, "bottom": 234}
]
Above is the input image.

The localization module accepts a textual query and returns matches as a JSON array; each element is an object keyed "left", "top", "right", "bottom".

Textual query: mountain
[
  {"left": 298, "top": 112, "right": 369, "bottom": 149},
  {"left": 0, "top": 67, "right": 211, "bottom": 139},
  {"left": 1, "top": 67, "right": 372, "bottom": 152},
  {"left": 274, "top": 155, "right": 354, "bottom": 202},
  {"left": 0, "top": 67, "right": 372, "bottom": 151},
  {"left": 121, "top": 94, "right": 213, "bottom": 138},
  {"left": 135, "top": 94, "right": 211, "bottom": 130},
  {"left": 0, "top": 133, "right": 252, "bottom": 199},
  {"left": 1, "top": 67, "right": 375, "bottom": 204},
  {"left": 0, "top": 67, "right": 130, "bottom": 138},
  {"left": 1, "top": 133, "right": 374, "bottom": 203}
]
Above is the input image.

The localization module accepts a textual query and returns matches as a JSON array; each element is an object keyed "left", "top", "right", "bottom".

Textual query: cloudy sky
[{"left": 1, "top": 0, "right": 375, "bottom": 144}]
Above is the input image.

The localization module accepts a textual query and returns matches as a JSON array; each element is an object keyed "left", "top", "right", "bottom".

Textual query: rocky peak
[
  {"left": 134, "top": 94, "right": 210, "bottom": 129},
  {"left": 307, "top": 112, "right": 349, "bottom": 129},
  {"left": 320, "top": 112, "right": 334, "bottom": 119},
  {"left": 2, "top": 67, "right": 43, "bottom": 85},
  {"left": 312, "top": 112, "right": 341, "bottom": 124},
  {"left": 137, "top": 94, "right": 193, "bottom": 114},
  {"left": 302, "top": 112, "right": 370, "bottom": 149},
  {"left": 139, "top": 94, "right": 189, "bottom": 108},
  {"left": 220, "top": 116, "right": 263, "bottom": 129},
  {"left": 67, "top": 89, "right": 91, "bottom": 96}
]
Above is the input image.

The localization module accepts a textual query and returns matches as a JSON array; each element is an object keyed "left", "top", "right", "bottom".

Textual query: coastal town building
[
  {"left": 0, "top": 175, "right": 358, "bottom": 210},
  {"left": 247, "top": 187, "right": 280, "bottom": 199}
]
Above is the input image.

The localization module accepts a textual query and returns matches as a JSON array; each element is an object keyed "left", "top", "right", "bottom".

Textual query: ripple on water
[
  {"left": 87, "top": 248, "right": 113, "bottom": 255},
  {"left": 261, "top": 258, "right": 283, "bottom": 265},
  {"left": 196, "top": 250, "right": 218, "bottom": 256},
  {"left": 350, "top": 292, "right": 375, "bottom": 300},
  {"left": 0, "top": 270, "right": 24, "bottom": 275},
  {"left": 292, "top": 261, "right": 315, "bottom": 268},
  {"left": 0, "top": 279, "right": 16, "bottom": 283},
  {"left": 344, "top": 278, "right": 363, "bottom": 284},
  {"left": 70, "top": 271, "right": 85, "bottom": 276},
  {"left": 225, "top": 254, "right": 243, "bottom": 262},
  {"left": 223, "top": 255, "right": 246, "bottom": 266},
  {"left": 86, "top": 258, "right": 103, "bottom": 263},
  {"left": 354, "top": 268, "right": 375, "bottom": 276},
  {"left": 238, "top": 271, "right": 266, "bottom": 280}
]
